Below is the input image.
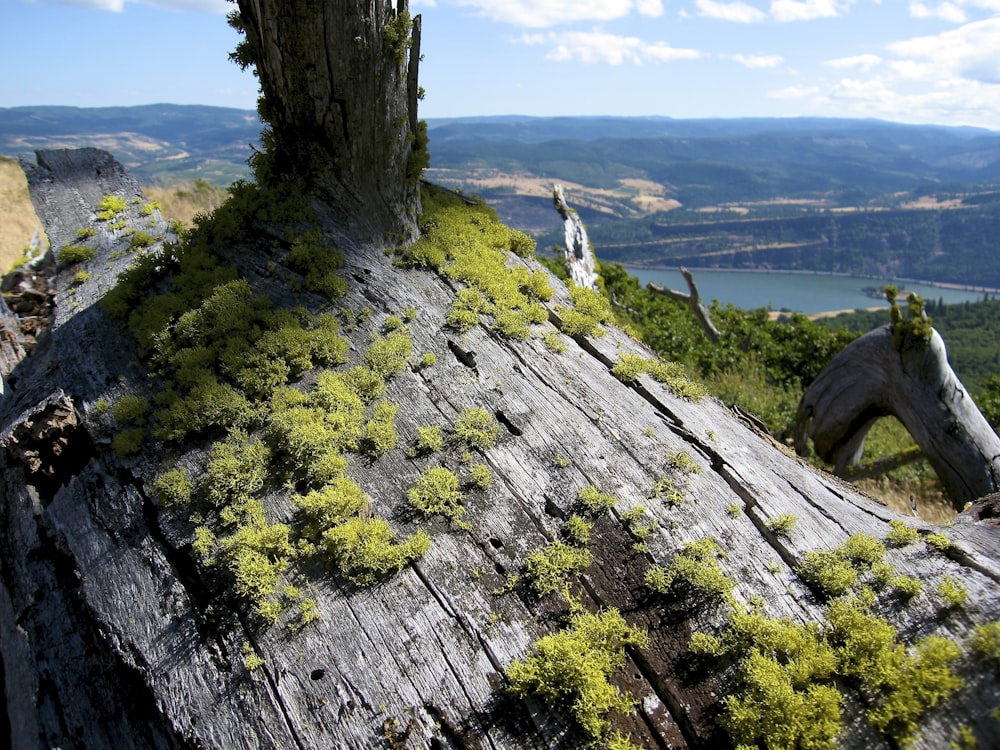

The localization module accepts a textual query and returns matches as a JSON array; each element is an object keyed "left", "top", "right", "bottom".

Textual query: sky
[{"left": 3, "top": 0, "right": 1000, "bottom": 130}]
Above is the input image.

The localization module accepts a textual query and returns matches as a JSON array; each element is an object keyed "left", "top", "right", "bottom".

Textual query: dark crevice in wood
[
  {"left": 447, "top": 339, "right": 478, "bottom": 372},
  {"left": 494, "top": 409, "right": 522, "bottom": 437}
]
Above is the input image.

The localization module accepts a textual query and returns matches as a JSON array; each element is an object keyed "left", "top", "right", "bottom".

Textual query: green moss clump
[
  {"left": 970, "top": 621, "right": 1000, "bottom": 666},
  {"left": 611, "top": 352, "right": 705, "bottom": 401},
  {"left": 557, "top": 283, "right": 615, "bottom": 338},
  {"left": 506, "top": 609, "right": 648, "bottom": 741},
  {"left": 937, "top": 576, "right": 968, "bottom": 609},
  {"left": 362, "top": 400, "right": 399, "bottom": 457},
  {"left": 826, "top": 593, "right": 963, "bottom": 745},
  {"left": 419, "top": 352, "right": 437, "bottom": 368},
  {"left": 644, "top": 537, "right": 733, "bottom": 604},
  {"left": 924, "top": 532, "right": 954, "bottom": 552},
  {"left": 153, "top": 467, "right": 193, "bottom": 508},
  {"left": 469, "top": 463, "right": 493, "bottom": 489},
  {"left": 797, "top": 533, "right": 887, "bottom": 599},
  {"left": 365, "top": 329, "right": 412, "bottom": 378},
  {"left": 287, "top": 228, "right": 347, "bottom": 299},
  {"left": 139, "top": 200, "right": 162, "bottom": 217},
  {"left": 219, "top": 518, "right": 295, "bottom": 622},
  {"left": 202, "top": 432, "right": 270, "bottom": 510},
  {"left": 525, "top": 540, "right": 592, "bottom": 602},
  {"left": 452, "top": 407, "right": 500, "bottom": 449},
  {"left": 397, "top": 188, "right": 553, "bottom": 340},
  {"left": 112, "top": 428, "right": 144, "bottom": 458},
  {"left": 565, "top": 513, "right": 593, "bottom": 545},
  {"left": 128, "top": 231, "right": 156, "bottom": 252},
  {"left": 111, "top": 395, "right": 149, "bottom": 426},
  {"left": 798, "top": 549, "right": 859, "bottom": 599},
  {"left": 508, "top": 229, "right": 536, "bottom": 258},
  {"left": 576, "top": 484, "right": 617, "bottom": 515},
  {"left": 293, "top": 477, "right": 370, "bottom": 541},
  {"left": 56, "top": 244, "right": 97, "bottom": 265},
  {"left": 414, "top": 425, "right": 444, "bottom": 454},
  {"left": 75, "top": 227, "right": 97, "bottom": 241},
  {"left": 887, "top": 519, "right": 920, "bottom": 547},
  {"left": 407, "top": 466, "right": 465, "bottom": 526},
  {"left": 95, "top": 194, "right": 127, "bottom": 221},
  {"left": 766, "top": 513, "right": 798, "bottom": 537},
  {"left": 321, "top": 517, "right": 429, "bottom": 586}
]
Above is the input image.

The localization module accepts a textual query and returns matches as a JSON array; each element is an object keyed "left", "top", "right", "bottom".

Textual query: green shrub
[
  {"left": 139, "top": 200, "right": 162, "bottom": 217},
  {"left": 506, "top": 609, "right": 648, "bottom": 741},
  {"left": 128, "top": 231, "right": 156, "bottom": 251},
  {"left": 453, "top": 407, "right": 500, "bottom": 449}
]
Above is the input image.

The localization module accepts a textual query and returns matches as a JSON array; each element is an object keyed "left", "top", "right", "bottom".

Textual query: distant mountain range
[{"left": 4, "top": 104, "right": 1000, "bottom": 286}]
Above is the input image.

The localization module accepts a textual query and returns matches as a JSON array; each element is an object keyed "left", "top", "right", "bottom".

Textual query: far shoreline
[{"left": 619, "top": 264, "right": 1000, "bottom": 296}]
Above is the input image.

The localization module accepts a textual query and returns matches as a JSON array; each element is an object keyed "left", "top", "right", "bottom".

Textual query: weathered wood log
[
  {"left": 0, "top": 148, "right": 998, "bottom": 750},
  {"left": 647, "top": 267, "right": 721, "bottom": 344},
  {"left": 552, "top": 184, "right": 599, "bottom": 290},
  {"left": 793, "top": 322, "right": 1000, "bottom": 509}
]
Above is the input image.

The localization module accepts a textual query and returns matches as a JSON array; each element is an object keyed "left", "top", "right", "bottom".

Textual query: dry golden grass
[
  {"left": 0, "top": 158, "right": 47, "bottom": 274},
  {"left": 145, "top": 180, "right": 228, "bottom": 230}
]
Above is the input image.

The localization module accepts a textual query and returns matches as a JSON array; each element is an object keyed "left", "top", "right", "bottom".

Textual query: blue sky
[{"left": 4, "top": 0, "right": 1000, "bottom": 129}]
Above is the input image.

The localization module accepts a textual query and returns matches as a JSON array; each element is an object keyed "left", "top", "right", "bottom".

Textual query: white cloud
[
  {"left": 455, "top": 0, "right": 634, "bottom": 28},
  {"left": 770, "top": 0, "right": 845, "bottom": 22},
  {"left": 696, "top": 0, "right": 767, "bottom": 22},
  {"left": 823, "top": 53, "right": 883, "bottom": 71},
  {"left": 909, "top": 2, "right": 968, "bottom": 22},
  {"left": 768, "top": 84, "right": 822, "bottom": 100},
  {"left": 890, "top": 17, "right": 1000, "bottom": 84},
  {"left": 533, "top": 29, "right": 700, "bottom": 64},
  {"left": 636, "top": 0, "right": 665, "bottom": 17},
  {"left": 726, "top": 53, "right": 784, "bottom": 67},
  {"left": 35, "top": 0, "right": 229, "bottom": 10}
]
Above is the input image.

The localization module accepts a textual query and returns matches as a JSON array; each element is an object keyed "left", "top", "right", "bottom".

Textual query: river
[{"left": 624, "top": 268, "right": 992, "bottom": 314}]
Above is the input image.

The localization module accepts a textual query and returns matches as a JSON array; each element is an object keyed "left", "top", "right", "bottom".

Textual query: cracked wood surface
[{"left": 1, "top": 149, "right": 998, "bottom": 749}]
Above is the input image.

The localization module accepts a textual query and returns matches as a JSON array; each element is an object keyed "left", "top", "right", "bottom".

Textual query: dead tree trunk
[
  {"left": 794, "top": 322, "right": 1000, "bottom": 508},
  {"left": 235, "top": 0, "right": 422, "bottom": 241},
  {"left": 552, "top": 184, "right": 599, "bottom": 290},
  {"left": 647, "top": 267, "right": 720, "bottom": 344}
]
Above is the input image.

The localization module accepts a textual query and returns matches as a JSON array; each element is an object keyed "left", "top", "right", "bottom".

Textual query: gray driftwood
[
  {"left": 0, "top": 148, "right": 998, "bottom": 750},
  {"left": 794, "top": 323, "right": 1000, "bottom": 509}
]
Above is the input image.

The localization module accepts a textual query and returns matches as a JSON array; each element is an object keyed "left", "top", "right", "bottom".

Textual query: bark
[
  {"left": 794, "top": 323, "right": 1000, "bottom": 509},
  {"left": 0, "top": 149, "right": 998, "bottom": 750},
  {"left": 236, "top": 0, "right": 422, "bottom": 241},
  {"left": 552, "top": 184, "right": 599, "bottom": 290}
]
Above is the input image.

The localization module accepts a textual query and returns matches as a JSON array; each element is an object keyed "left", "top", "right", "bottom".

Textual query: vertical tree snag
[
  {"left": 235, "top": 0, "right": 423, "bottom": 241},
  {"left": 553, "top": 184, "right": 600, "bottom": 290}
]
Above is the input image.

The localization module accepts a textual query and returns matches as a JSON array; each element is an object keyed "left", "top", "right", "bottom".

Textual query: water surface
[{"left": 626, "top": 268, "right": 990, "bottom": 314}]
